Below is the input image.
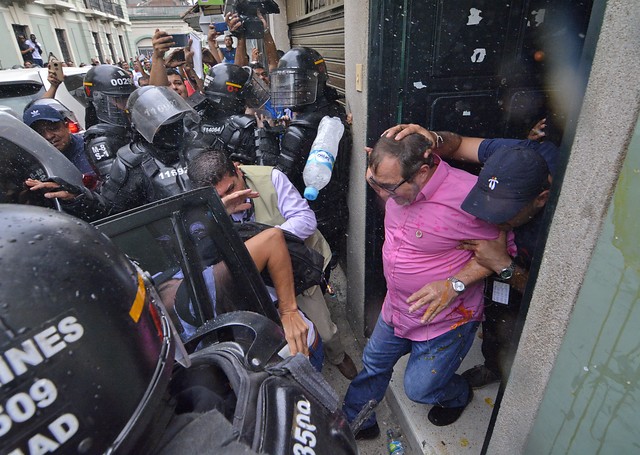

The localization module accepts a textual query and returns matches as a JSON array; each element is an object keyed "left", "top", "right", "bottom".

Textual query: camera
[{"left": 225, "top": 0, "right": 280, "bottom": 39}]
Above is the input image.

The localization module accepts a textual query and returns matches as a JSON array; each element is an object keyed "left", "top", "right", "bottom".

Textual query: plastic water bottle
[
  {"left": 302, "top": 116, "right": 345, "bottom": 200},
  {"left": 387, "top": 429, "right": 405, "bottom": 454}
]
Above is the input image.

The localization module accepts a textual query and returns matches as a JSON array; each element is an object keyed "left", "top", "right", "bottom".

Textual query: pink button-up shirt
[{"left": 380, "top": 160, "right": 514, "bottom": 341}]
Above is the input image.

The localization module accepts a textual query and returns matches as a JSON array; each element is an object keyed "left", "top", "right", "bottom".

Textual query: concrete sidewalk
[{"left": 322, "top": 265, "right": 498, "bottom": 454}]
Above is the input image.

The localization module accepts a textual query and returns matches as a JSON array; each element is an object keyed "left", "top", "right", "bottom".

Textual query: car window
[
  {"left": 0, "top": 137, "right": 52, "bottom": 207},
  {"left": 63, "top": 74, "right": 89, "bottom": 108},
  {"left": 0, "top": 82, "right": 45, "bottom": 114}
]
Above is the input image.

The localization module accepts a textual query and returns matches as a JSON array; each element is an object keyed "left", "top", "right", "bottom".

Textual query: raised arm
[
  {"left": 149, "top": 29, "right": 173, "bottom": 87},
  {"left": 383, "top": 124, "right": 484, "bottom": 164}
]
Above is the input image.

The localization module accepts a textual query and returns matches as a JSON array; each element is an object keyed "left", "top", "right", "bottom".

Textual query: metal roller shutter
[{"left": 288, "top": 6, "right": 345, "bottom": 99}]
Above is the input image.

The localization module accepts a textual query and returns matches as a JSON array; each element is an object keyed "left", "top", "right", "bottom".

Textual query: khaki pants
[{"left": 296, "top": 285, "right": 346, "bottom": 365}]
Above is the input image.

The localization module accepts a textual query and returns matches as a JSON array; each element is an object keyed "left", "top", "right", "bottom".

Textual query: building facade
[
  {"left": 126, "top": 0, "right": 196, "bottom": 57},
  {"left": 1, "top": 0, "right": 135, "bottom": 68}
]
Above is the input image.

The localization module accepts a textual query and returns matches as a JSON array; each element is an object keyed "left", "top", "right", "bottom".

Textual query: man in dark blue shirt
[{"left": 23, "top": 104, "right": 94, "bottom": 176}]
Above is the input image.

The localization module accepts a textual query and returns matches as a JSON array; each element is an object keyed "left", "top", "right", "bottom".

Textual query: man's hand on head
[
  {"left": 407, "top": 280, "right": 459, "bottom": 323},
  {"left": 221, "top": 188, "right": 259, "bottom": 214}
]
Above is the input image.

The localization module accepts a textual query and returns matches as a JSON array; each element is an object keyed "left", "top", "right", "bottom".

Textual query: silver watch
[
  {"left": 499, "top": 260, "right": 516, "bottom": 280},
  {"left": 447, "top": 277, "right": 466, "bottom": 294}
]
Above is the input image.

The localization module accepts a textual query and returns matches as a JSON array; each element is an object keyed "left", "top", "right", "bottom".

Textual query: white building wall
[{"left": 1, "top": 0, "right": 134, "bottom": 69}]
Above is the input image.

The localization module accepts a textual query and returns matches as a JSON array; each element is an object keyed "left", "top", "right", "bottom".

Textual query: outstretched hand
[{"left": 25, "top": 178, "right": 76, "bottom": 201}]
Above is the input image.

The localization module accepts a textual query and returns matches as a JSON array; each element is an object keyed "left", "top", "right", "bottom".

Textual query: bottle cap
[{"left": 304, "top": 186, "right": 319, "bottom": 200}]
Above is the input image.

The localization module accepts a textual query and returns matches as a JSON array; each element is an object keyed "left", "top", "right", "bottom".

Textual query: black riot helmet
[
  {"left": 270, "top": 47, "right": 328, "bottom": 109},
  {"left": 83, "top": 64, "right": 135, "bottom": 126},
  {"left": 0, "top": 204, "right": 177, "bottom": 454},
  {"left": 127, "top": 85, "right": 198, "bottom": 146},
  {"left": 203, "top": 63, "right": 270, "bottom": 115}
]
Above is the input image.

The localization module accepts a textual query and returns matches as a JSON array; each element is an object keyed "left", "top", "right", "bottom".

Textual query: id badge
[{"left": 492, "top": 281, "right": 510, "bottom": 305}]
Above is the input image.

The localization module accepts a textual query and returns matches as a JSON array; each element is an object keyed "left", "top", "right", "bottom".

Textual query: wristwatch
[
  {"left": 499, "top": 259, "right": 517, "bottom": 280},
  {"left": 447, "top": 277, "right": 466, "bottom": 294}
]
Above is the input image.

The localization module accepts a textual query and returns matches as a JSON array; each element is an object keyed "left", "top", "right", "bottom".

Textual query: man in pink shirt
[{"left": 343, "top": 133, "right": 514, "bottom": 438}]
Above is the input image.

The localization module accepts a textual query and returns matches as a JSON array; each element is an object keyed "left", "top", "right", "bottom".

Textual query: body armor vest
[
  {"left": 198, "top": 113, "right": 258, "bottom": 164},
  {"left": 84, "top": 123, "right": 131, "bottom": 180}
]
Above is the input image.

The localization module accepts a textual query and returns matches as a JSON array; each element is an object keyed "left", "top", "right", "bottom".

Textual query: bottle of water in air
[
  {"left": 302, "top": 116, "right": 345, "bottom": 200},
  {"left": 387, "top": 429, "right": 406, "bottom": 454}
]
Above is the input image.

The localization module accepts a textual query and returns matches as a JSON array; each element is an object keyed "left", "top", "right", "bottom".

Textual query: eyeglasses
[{"left": 367, "top": 171, "right": 416, "bottom": 195}]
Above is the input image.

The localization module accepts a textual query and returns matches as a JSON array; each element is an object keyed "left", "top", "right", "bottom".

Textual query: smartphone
[
  {"left": 171, "top": 34, "right": 190, "bottom": 48},
  {"left": 214, "top": 22, "right": 228, "bottom": 33},
  {"left": 169, "top": 49, "right": 186, "bottom": 63},
  {"left": 48, "top": 55, "right": 64, "bottom": 81}
]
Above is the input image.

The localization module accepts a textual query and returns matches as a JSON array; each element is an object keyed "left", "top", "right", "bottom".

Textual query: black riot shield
[{"left": 0, "top": 111, "right": 85, "bottom": 210}]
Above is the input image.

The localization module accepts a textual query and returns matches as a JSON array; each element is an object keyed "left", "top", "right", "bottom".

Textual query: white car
[{"left": 0, "top": 66, "right": 89, "bottom": 129}]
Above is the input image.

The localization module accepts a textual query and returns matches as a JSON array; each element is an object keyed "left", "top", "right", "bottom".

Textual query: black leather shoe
[
  {"left": 336, "top": 354, "right": 358, "bottom": 380},
  {"left": 461, "top": 364, "right": 500, "bottom": 389},
  {"left": 427, "top": 384, "right": 473, "bottom": 427},
  {"left": 354, "top": 422, "right": 380, "bottom": 440}
]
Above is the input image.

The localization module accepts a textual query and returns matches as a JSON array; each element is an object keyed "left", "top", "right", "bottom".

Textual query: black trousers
[{"left": 481, "top": 299, "right": 521, "bottom": 377}]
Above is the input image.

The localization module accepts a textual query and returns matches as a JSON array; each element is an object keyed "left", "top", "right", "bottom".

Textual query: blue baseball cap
[
  {"left": 23, "top": 104, "right": 65, "bottom": 127},
  {"left": 461, "top": 146, "right": 551, "bottom": 224}
]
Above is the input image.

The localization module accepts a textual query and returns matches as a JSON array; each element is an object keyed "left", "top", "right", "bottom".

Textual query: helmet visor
[
  {"left": 243, "top": 68, "right": 271, "bottom": 109},
  {"left": 94, "top": 92, "right": 130, "bottom": 126},
  {"left": 270, "top": 68, "right": 319, "bottom": 108},
  {"left": 129, "top": 88, "right": 199, "bottom": 143}
]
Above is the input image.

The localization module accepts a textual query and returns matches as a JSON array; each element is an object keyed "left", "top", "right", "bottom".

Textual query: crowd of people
[{"left": 8, "top": 10, "right": 559, "bottom": 449}]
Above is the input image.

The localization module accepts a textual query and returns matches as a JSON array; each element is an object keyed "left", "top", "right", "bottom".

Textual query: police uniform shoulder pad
[
  {"left": 228, "top": 114, "right": 257, "bottom": 130},
  {"left": 117, "top": 143, "right": 146, "bottom": 168}
]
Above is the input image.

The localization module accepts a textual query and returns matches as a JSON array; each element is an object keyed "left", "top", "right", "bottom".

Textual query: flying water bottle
[
  {"left": 387, "top": 429, "right": 406, "bottom": 455},
  {"left": 302, "top": 116, "right": 345, "bottom": 201}
]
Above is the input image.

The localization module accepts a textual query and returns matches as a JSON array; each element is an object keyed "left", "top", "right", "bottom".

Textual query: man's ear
[{"left": 535, "top": 189, "right": 551, "bottom": 208}]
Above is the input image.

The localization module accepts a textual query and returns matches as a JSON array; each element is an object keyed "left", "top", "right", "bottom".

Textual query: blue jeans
[{"left": 342, "top": 315, "right": 479, "bottom": 429}]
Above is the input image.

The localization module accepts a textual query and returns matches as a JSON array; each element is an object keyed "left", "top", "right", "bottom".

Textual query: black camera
[{"left": 226, "top": 0, "right": 280, "bottom": 39}]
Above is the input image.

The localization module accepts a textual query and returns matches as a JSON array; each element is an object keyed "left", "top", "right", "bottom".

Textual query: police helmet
[
  {"left": 0, "top": 204, "right": 176, "bottom": 454},
  {"left": 270, "top": 47, "right": 328, "bottom": 109},
  {"left": 203, "top": 63, "right": 270, "bottom": 114},
  {"left": 126, "top": 86, "right": 199, "bottom": 145},
  {"left": 83, "top": 65, "right": 135, "bottom": 126}
]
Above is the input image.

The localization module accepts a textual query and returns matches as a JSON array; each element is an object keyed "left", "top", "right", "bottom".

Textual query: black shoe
[
  {"left": 354, "top": 422, "right": 380, "bottom": 440},
  {"left": 427, "top": 384, "right": 473, "bottom": 427},
  {"left": 461, "top": 364, "right": 500, "bottom": 389}
]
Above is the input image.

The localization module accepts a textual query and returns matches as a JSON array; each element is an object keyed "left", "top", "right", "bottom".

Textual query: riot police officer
[
  {"left": 266, "top": 47, "right": 352, "bottom": 260},
  {"left": 83, "top": 64, "right": 136, "bottom": 181},
  {"left": 100, "top": 85, "right": 200, "bottom": 214},
  {"left": 193, "top": 63, "right": 270, "bottom": 164}
]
